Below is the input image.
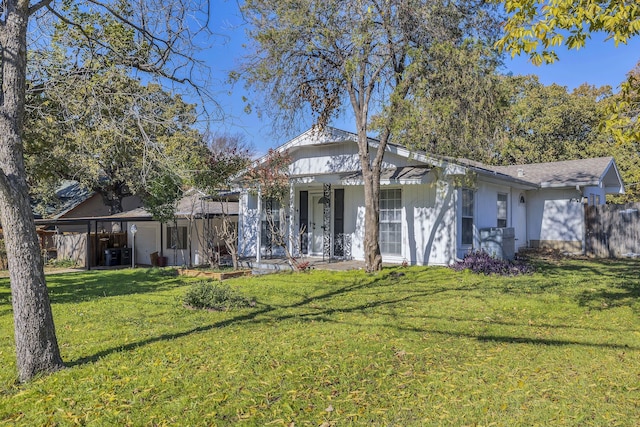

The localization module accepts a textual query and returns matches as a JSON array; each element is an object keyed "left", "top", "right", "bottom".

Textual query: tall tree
[
  {"left": 496, "top": 0, "right": 640, "bottom": 64},
  {"left": 498, "top": 76, "right": 614, "bottom": 164},
  {"left": 241, "top": 0, "right": 501, "bottom": 272},
  {"left": 494, "top": 74, "right": 640, "bottom": 201},
  {"left": 0, "top": 0, "right": 209, "bottom": 382},
  {"left": 387, "top": 40, "right": 507, "bottom": 164},
  {"left": 608, "top": 61, "right": 640, "bottom": 146},
  {"left": 25, "top": 68, "right": 206, "bottom": 214},
  {"left": 601, "top": 62, "right": 640, "bottom": 201}
]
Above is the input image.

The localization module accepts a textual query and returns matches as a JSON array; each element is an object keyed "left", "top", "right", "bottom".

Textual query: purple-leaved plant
[{"left": 452, "top": 251, "right": 534, "bottom": 276}]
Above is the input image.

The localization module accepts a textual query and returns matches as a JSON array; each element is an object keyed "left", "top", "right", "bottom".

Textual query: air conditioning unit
[{"left": 479, "top": 227, "right": 515, "bottom": 260}]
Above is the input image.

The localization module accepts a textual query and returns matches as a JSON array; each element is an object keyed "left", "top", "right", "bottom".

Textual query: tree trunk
[
  {"left": 0, "top": 0, "right": 65, "bottom": 382},
  {"left": 356, "top": 128, "right": 383, "bottom": 273},
  {"left": 98, "top": 184, "right": 126, "bottom": 215},
  {"left": 362, "top": 166, "right": 382, "bottom": 272}
]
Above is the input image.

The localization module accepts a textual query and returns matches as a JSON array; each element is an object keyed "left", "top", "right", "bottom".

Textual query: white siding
[
  {"left": 526, "top": 188, "right": 584, "bottom": 251},
  {"left": 340, "top": 186, "right": 364, "bottom": 260},
  {"left": 582, "top": 185, "right": 606, "bottom": 206},
  {"left": 288, "top": 142, "right": 422, "bottom": 176},
  {"left": 475, "top": 181, "right": 513, "bottom": 230},
  {"left": 404, "top": 180, "right": 456, "bottom": 265}
]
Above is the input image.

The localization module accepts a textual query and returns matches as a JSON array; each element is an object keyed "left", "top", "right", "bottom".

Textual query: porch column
[
  {"left": 288, "top": 182, "right": 295, "bottom": 257},
  {"left": 322, "top": 183, "right": 331, "bottom": 261},
  {"left": 86, "top": 221, "right": 91, "bottom": 271},
  {"left": 256, "top": 186, "right": 262, "bottom": 263}
]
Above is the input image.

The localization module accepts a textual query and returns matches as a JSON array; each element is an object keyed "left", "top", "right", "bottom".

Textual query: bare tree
[
  {"left": 214, "top": 198, "right": 241, "bottom": 270},
  {"left": 0, "top": 0, "right": 211, "bottom": 382},
  {"left": 194, "top": 132, "right": 252, "bottom": 270}
]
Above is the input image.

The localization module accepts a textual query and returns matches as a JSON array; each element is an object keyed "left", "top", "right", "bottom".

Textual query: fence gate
[{"left": 585, "top": 203, "right": 640, "bottom": 257}]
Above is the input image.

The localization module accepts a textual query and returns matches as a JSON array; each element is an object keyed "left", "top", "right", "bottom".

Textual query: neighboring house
[
  {"left": 236, "top": 127, "right": 624, "bottom": 265},
  {"left": 36, "top": 188, "right": 237, "bottom": 268},
  {"left": 48, "top": 181, "right": 143, "bottom": 233},
  {"left": 35, "top": 181, "right": 143, "bottom": 267}
]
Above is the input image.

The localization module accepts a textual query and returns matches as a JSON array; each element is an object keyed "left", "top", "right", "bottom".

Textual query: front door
[{"left": 310, "top": 194, "right": 325, "bottom": 255}]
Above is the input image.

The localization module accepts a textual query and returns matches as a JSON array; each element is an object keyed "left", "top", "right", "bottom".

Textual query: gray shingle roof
[
  {"left": 491, "top": 157, "right": 615, "bottom": 188},
  {"left": 108, "top": 191, "right": 238, "bottom": 220}
]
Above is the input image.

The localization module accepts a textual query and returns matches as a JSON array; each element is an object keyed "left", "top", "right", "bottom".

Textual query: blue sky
[{"left": 205, "top": 2, "right": 640, "bottom": 154}]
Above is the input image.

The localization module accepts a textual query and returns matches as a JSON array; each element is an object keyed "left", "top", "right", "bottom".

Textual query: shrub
[
  {"left": 183, "top": 281, "right": 255, "bottom": 311},
  {"left": 45, "top": 258, "right": 78, "bottom": 268},
  {"left": 295, "top": 260, "right": 311, "bottom": 272},
  {"left": 451, "top": 251, "right": 534, "bottom": 276}
]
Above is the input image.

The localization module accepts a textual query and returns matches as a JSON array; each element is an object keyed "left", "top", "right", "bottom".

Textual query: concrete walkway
[{"left": 239, "top": 256, "right": 371, "bottom": 273}]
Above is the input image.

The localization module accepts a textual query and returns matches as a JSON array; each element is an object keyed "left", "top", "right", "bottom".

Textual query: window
[
  {"left": 461, "top": 189, "right": 474, "bottom": 245},
  {"left": 380, "top": 188, "right": 402, "bottom": 255},
  {"left": 497, "top": 193, "right": 508, "bottom": 228},
  {"left": 167, "top": 226, "right": 187, "bottom": 249}
]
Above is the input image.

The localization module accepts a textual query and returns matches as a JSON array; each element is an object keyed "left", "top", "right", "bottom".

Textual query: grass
[{"left": 0, "top": 259, "right": 639, "bottom": 425}]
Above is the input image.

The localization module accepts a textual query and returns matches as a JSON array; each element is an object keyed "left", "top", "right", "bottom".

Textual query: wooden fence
[{"left": 585, "top": 203, "right": 640, "bottom": 258}]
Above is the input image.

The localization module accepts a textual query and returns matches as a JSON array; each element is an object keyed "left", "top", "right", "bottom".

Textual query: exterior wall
[
  {"left": 238, "top": 178, "right": 458, "bottom": 266},
  {"left": 288, "top": 142, "right": 421, "bottom": 176},
  {"left": 404, "top": 180, "right": 457, "bottom": 265},
  {"left": 289, "top": 178, "right": 456, "bottom": 266},
  {"left": 474, "top": 181, "right": 512, "bottom": 230},
  {"left": 238, "top": 191, "right": 286, "bottom": 258},
  {"left": 582, "top": 185, "right": 606, "bottom": 206},
  {"left": 456, "top": 180, "right": 530, "bottom": 259},
  {"left": 62, "top": 194, "right": 142, "bottom": 218},
  {"left": 525, "top": 188, "right": 584, "bottom": 252},
  {"left": 128, "top": 222, "right": 160, "bottom": 266},
  {"left": 129, "top": 218, "right": 232, "bottom": 266}
]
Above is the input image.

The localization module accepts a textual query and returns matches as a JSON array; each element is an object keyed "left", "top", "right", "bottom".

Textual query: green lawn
[{"left": 0, "top": 259, "right": 639, "bottom": 426}]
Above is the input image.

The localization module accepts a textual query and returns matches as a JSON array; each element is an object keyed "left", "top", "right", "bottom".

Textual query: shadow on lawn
[
  {"left": 68, "top": 273, "right": 392, "bottom": 366},
  {"left": 526, "top": 258, "right": 640, "bottom": 311},
  {"left": 377, "top": 319, "right": 639, "bottom": 350},
  {"left": 50, "top": 269, "right": 188, "bottom": 304},
  {"left": 0, "top": 269, "right": 186, "bottom": 307},
  {"left": 67, "top": 268, "right": 640, "bottom": 368},
  {"left": 575, "top": 282, "right": 640, "bottom": 310},
  {"left": 537, "top": 257, "right": 640, "bottom": 281}
]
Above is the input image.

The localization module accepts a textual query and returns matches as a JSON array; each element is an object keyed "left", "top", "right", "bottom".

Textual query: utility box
[
  {"left": 120, "top": 248, "right": 132, "bottom": 266},
  {"left": 480, "top": 227, "right": 515, "bottom": 260},
  {"left": 105, "top": 249, "right": 120, "bottom": 266}
]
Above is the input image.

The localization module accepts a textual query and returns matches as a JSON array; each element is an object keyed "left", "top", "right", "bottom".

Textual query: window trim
[
  {"left": 497, "top": 192, "right": 508, "bottom": 228},
  {"left": 379, "top": 188, "right": 402, "bottom": 256},
  {"left": 461, "top": 188, "right": 474, "bottom": 246},
  {"left": 166, "top": 225, "right": 188, "bottom": 250}
]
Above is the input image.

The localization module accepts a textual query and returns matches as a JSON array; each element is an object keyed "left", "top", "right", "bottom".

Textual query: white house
[{"left": 237, "top": 127, "right": 625, "bottom": 265}]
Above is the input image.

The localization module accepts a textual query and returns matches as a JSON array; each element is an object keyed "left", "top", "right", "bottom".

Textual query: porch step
[{"left": 238, "top": 259, "right": 293, "bottom": 273}]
